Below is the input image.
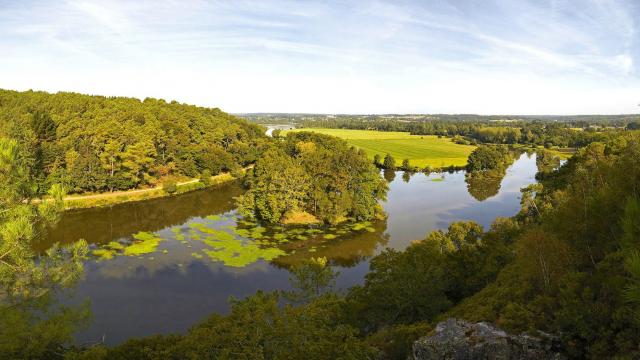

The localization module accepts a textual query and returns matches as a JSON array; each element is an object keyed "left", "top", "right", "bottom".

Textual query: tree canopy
[
  {"left": 238, "top": 132, "right": 387, "bottom": 225},
  {"left": 0, "top": 89, "right": 267, "bottom": 194}
]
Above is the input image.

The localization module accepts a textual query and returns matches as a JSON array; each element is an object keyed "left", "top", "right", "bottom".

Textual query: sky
[{"left": 0, "top": 0, "right": 638, "bottom": 115}]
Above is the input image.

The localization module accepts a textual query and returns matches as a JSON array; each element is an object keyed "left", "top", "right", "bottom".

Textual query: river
[{"left": 39, "top": 152, "right": 538, "bottom": 345}]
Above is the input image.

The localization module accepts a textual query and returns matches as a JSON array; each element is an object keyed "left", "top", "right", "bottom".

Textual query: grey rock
[{"left": 413, "top": 318, "right": 564, "bottom": 360}]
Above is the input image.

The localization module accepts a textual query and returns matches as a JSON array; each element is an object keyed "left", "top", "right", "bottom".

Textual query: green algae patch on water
[
  {"left": 182, "top": 220, "right": 288, "bottom": 267},
  {"left": 323, "top": 234, "right": 337, "bottom": 240},
  {"left": 205, "top": 215, "right": 223, "bottom": 221},
  {"left": 123, "top": 231, "right": 163, "bottom": 256},
  {"left": 188, "top": 230, "right": 202, "bottom": 241},
  {"left": 351, "top": 221, "right": 372, "bottom": 231},
  {"left": 92, "top": 248, "right": 116, "bottom": 260},
  {"left": 200, "top": 237, "right": 285, "bottom": 267},
  {"left": 106, "top": 241, "right": 124, "bottom": 250},
  {"left": 90, "top": 232, "right": 164, "bottom": 260}
]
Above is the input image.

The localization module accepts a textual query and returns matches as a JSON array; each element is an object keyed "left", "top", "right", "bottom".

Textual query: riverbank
[{"left": 60, "top": 169, "right": 247, "bottom": 210}]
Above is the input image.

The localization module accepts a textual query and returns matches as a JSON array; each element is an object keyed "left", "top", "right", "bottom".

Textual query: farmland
[{"left": 282, "top": 128, "right": 476, "bottom": 169}]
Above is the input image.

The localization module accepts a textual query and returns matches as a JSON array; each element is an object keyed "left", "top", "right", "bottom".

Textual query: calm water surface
[{"left": 41, "top": 153, "right": 538, "bottom": 344}]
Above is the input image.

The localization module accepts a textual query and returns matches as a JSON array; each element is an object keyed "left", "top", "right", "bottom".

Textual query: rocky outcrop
[{"left": 413, "top": 318, "right": 564, "bottom": 360}]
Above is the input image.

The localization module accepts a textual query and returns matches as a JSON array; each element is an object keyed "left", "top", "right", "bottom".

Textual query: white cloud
[{"left": 0, "top": 0, "right": 637, "bottom": 114}]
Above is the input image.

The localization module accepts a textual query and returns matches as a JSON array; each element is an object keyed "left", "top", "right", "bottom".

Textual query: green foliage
[
  {"left": 239, "top": 132, "right": 387, "bottom": 224},
  {"left": 624, "top": 251, "right": 640, "bottom": 325},
  {"left": 346, "top": 240, "right": 452, "bottom": 331},
  {"left": 0, "top": 89, "right": 266, "bottom": 194},
  {"left": 83, "top": 292, "right": 376, "bottom": 360},
  {"left": 426, "top": 221, "right": 483, "bottom": 253},
  {"left": 0, "top": 137, "right": 89, "bottom": 359},
  {"left": 365, "top": 322, "right": 431, "bottom": 360},
  {"left": 20, "top": 126, "right": 640, "bottom": 358},
  {"left": 466, "top": 145, "right": 510, "bottom": 172},
  {"left": 535, "top": 149, "right": 561, "bottom": 175},
  {"left": 162, "top": 180, "right": 177, "bottom": 194},
  {"left": 621, "top": 196, "right": 640, "bottom": 249},
  {"left": 401, "top": 158, "right": 410, "bottom": 171},
  {"left": 174, "top": 181, "right": 205, "bottom": 194},
  {"left": 382, "top": 153, "right": 396, "bottom": 170},
  {"left": 449, "top": 134, "right": 640, "bottom": 358},
  {"left": 373, "top": 153, "right": 382, "bottom": 166},
  {"left": 199, "top": 169, "right": 212, "bottom": 186},
  {"left": 238, "top": 147, "right": 311, "bottom": 223}
]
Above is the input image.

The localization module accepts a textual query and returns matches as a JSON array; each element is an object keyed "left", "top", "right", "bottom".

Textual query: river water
[{"left": 40, "top": 153, "right": 538, "bottom": 345}]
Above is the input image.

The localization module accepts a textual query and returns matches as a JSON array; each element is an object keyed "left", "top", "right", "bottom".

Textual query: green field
[{"left": 283, "top": 128, "right": 476, "bottom": 169}]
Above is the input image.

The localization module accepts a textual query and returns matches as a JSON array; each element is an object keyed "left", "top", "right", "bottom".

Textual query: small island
[{"left": 237, "top": 131, "right": 388, "bottom": 225}]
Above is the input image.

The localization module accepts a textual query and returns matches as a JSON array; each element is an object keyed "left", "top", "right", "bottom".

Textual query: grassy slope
[{"left": 283, "top": 128, "right": 476, "bottom": 168}]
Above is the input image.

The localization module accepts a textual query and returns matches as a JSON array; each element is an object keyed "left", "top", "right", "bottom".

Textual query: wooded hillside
[{"left": 0, "top": 89, "right": 267, "bottom": 194}]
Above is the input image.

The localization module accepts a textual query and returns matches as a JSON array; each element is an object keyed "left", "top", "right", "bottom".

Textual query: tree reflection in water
[
  {"left": 383, "top": 169, "right": 396, "bottom": 183},
  {"left": 465, "top": 171, "right": 504, "bottom": 201}
]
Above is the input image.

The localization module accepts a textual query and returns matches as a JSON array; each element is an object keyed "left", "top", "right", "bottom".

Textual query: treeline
[
  {"left": 0, "top": 89, "right": 267, "bottom": 195},
  {"left": 245, "top": 113, "right": 640, "bottom": 127},
  {"left": 294, "top": 117, "right": 632, "bottom": 148},
  {"left": 238, "top": 132, "right": 387, "bottom": 224},
  {"left": 67, "top": 132, "right": 640, "bottom": 359}
]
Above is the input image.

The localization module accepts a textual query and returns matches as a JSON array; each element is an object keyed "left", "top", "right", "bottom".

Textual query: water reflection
[
  {"left": 36, "top": 182, "right": 243, "bottom": 251},
  {"left": 273, "top": 220, "right": 389, "bottom": 268},
  {"left": 383, "top": 169, "right": 396, "bottom": 182},
  {"left": 380, "top": 153, "right": 537, "bottom": 249},
  {"left": 465, "top": 172, "right": 503, "bottom": 201}
]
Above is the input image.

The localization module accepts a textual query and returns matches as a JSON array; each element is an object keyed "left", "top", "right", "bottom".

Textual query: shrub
[
  {"left": 383, "top": 154, "right": 396, "bottom": 170},
  {"left": 162, "top": 180, "right": 177, "bottom": 194},
  {"left": 199, "top": 170, "right": 212, "bottom": 186}
]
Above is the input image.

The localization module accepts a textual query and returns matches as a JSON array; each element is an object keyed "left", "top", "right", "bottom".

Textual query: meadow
[{"left": 283, "top": 128, "right": 476, "bottom": 169}]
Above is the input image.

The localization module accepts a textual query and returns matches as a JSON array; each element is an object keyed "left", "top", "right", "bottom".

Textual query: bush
[
  {"left": 383, "top": 154, "right": 396, "bottom": 170},
  {"left": 230, "top": 166, "right": 244, "bottom": 179},
  {"left": 199, "top": 170, "right": 212, "bottom": 186},
  {"left": 176, "top": 181, "right": 205, "bottom": 194},
  {"left": 401, "top": 159, "right": 411, "bottom": 171},
  {"left": 162, "top": 180, "right": 177, "bottom": 194},
  {"left": 373, "top": 154, "right": 382, "bottom": 167}
]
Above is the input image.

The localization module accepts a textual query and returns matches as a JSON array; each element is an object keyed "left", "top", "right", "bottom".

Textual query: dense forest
[
  {"left": 28, "top": 131, "right": 633, "bottom": 359},
  {"left": 0, "top": 89, "right": 267, "bottom": 195},
  {"left": 238, "top": 132, "right": 387, "bottom": 225}
]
